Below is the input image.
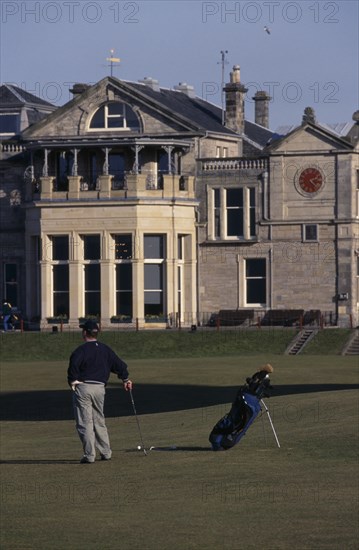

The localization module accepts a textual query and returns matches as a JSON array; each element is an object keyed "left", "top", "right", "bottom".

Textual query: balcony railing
[
  {"left": 200, "top": 157, "right": 268, "bottom": 172},
  {"left": 31, "top": 172, "right": 195, "bottom": 201}
]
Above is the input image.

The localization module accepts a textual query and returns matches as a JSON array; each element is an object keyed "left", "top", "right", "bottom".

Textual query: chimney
[
  {"left": 138, "top": 77, "right": 160, "bottom": 92},
  {"left": 174, "top": 82, "right": 195, "bottom": 98},
  {"left": 70, "top": 83, "right": 90, "bottom": 96},
  {"left": 302, "top": 106, "right": 317, "bottom": 125},
  {"left": 253, "top": 91, "right": 271, "bottom": 128},
  {"left": 223, "top": 65, "right": 248, "bottom": 134}
]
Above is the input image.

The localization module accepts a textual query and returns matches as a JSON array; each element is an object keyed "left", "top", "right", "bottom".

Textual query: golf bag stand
[
  {"left": 260, "top": 399, "right": 280, "bottom": 448},
  {"left": 209, "top": 364, "right": 279, "bottom": 451}
]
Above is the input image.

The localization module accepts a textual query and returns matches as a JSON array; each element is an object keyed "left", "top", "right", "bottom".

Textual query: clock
[{"left": 298, "top": 167, "right": 323, "bottom": 194}]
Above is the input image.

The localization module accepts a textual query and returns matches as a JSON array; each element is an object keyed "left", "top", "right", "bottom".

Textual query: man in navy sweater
[{"left": 68, "top": 320, "right": 132, "bottom": 463}]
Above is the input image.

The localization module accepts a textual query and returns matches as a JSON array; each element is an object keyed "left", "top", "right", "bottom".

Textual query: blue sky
[{"left": 1, "top": 0, "right": 358, "bottom": 130}]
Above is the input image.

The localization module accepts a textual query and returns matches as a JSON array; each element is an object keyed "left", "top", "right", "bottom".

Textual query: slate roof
[
  {"left": 126, "top": 81, "right": 236, "bottom": 136},
  {"left": 0, "top": 84, "right": 54, "bottom": 108},
  {"left": 14, "top": 75, "right": 276, "bottom": 149},
  {"left": 125, "top": 80, "right": 276, "bottom": 147}
]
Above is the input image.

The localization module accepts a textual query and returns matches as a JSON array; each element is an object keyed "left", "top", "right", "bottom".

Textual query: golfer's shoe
[
  {"left": 80, "top": 456, "right": 94, "bottom": 464},
  {"left": 100, "top": 454, "right": 111, "bottom": 461}
]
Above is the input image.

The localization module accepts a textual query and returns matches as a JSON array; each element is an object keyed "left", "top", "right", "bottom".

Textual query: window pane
[
  {"left": 0, "top": 114, "right": 19, "bottom": 133},
  {"left": 53, "top": 265, "right": 69, "bottom": 316},
  {"left": 116, "top": 265, "right": 132, "bottom": 316},
  {"left": 227, "top": 209, "right": 243, "bottom": 236},
  {"left": 53, "top": 265, "right": 69, "bottom": 291},
  {"left": 227, "top": 189, "right": 243, "bottom": 207},
  {"left": 108, "top": 103, "right": 124, "bottom": 115},
  {"left": 214, "top": 189, "right": 220, "bottom": 208},
  {"left": 116, "top": 264, "right": 132, "bottom": 290},
  {"left": 114, "top": 235, "right": 132, "bottom": 259},
  {"left": 246, "top": 259, "right": 266, "bottom": 305},
  {"left": 84, "top": 235, "right": 101, "bottom": 260},
  {"left": 90, "top": 106, "right": 105, "bottom": 128},
  {"left": 144, "top": 291, "right": 162, "bottom": 305},
  {"left": 144, "top": 264, "right": 162, "bottom": 289},
  {"left": 5, "top": 264, "right": 18, "bottom": 306},
  {"left": 85, "top": 293, "right": 101, "bottom": 317},
  {"left": 246, "top": 259, "right": 266, "bottom": 277},
  {"left": 85, "top": 264, "right": 100, "bottom": 290},
  {"left": 52, "top": 236, "right": 69, "bottom": 260},
  {"left": 305, "top": 225, "right": 317, "bottom": 241},
  {"left": 116, "top": 291, "right": 132, "bottom": 316},
  {"left": 54, "top": 293, "right": 69, "bottom": 317},
  {"left": 249, "top": 188, "right": 256, "bottom": 236},
  {"left": 108, "top": 117, "right": 124, "bottom": 128},
  {"left": 144, "top": 235, "right": 164, "bottom": 259},
  {"left": 247, "top": 279, "right": 266, "bottom": 304},
  {"left": 5, "top": 264, "right": 17, "bottom": 281},
  {"left": 125, "top": 106, "right": 140, "bottom": 130}
]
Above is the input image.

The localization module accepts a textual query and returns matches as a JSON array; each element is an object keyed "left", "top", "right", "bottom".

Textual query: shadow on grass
[
  {"left": 1, "top": 383, "right": 358, "bottom": 422},
  {"left": 0, "top": 459, "right": 80, "bottom": 465},
  {"left": 125, "top": 446, "right": 212, "bottom": 453}
]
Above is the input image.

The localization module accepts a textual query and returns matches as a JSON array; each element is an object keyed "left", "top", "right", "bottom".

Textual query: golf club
[{"left": 129, "top": 388, "right": 148, "bottom": 456}]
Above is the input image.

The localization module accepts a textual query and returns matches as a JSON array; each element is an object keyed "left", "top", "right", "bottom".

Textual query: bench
[{"left": 208, "top": 309, "right": 255, "bottom": 327}]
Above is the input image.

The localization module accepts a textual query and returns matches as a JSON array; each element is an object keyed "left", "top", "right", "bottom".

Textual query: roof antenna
[
  {"left": 218, "top": 50, "right": 229, "bottom": 125},
  {"left": 106, "top": 49, "right": 120, "bottom": 77}
]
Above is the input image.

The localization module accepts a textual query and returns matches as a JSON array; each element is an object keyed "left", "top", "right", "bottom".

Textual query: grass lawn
[{"left": 0, "top": 355, "right": 358, "bottom": 549}]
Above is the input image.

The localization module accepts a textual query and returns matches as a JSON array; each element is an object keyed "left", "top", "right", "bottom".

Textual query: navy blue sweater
[{"left": 67, "top": 340, "right": 129, "bottom": 386}]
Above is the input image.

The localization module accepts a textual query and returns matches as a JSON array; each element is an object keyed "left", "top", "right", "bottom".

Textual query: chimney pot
[
  {"left": 138, "top": 77, "right": 160, "bottom": 92},
  {"left": 230, "top": 65, "right": 241, "bottom": 83},
  {"left": 174, "top": 82, "right": 195, "bottom": 98}
]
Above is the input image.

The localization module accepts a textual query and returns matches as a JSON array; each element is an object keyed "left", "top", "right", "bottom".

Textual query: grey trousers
[{"left": 73, "top": 384, "right": 112, "bottom": 461}]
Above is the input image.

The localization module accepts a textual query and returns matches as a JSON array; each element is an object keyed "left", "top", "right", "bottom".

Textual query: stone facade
[{"left": 0, "top": 71, "right": 358, "bottom": 329}]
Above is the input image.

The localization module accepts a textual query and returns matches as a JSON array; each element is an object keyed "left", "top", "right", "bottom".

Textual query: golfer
[{"left": 68, "top": 320, "right": 132, "bottom": 464}]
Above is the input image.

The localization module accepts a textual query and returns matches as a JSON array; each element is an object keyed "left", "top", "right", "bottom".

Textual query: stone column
[
  {"left": 68, "top": 176, "right": 81, "bottom": 199},
  {"left": 69, "top": 232, "right": 83, "bottom": 323},
  {"left": 40, "top": 177, "right": 53, "bottom": 199},
  {"left": 98, "top": 175, "right": 112, "bottom": 198}
]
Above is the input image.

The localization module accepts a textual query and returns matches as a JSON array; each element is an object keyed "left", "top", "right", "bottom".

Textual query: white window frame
[
  {"left": 209, "top": 186, "right": 257, "bottom": 241},
  {"left": 244, "top": 258, "right": 267, "bottom": 307},
  {"left": 88, "top": 103, "right": 139, "bottom": 132}
]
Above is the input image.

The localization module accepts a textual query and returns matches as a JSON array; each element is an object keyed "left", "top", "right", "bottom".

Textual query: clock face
[{"left": 298, "top": 167, "right": 323, "bottom": 194}]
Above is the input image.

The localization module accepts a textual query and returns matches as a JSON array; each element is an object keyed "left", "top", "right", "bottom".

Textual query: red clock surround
[{"left": 298, "top": 167, "right": 323, "bottom": 194}]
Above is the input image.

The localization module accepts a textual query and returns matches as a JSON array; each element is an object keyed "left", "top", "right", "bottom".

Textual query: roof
[
  {"left": 244, "top": 120, "right": 274, "bottom": 147},
  {"left": 0, "top": 84, "right": 54, "bottom": 108},
  {"left": 19, "top": 76, "right": 276, "bottom": 148},
  {"left": 127, "top": 80, "right": 276, "bottom": 148},
  {"left": 274, "top": 121, "right": 356, "bottom": 139},
  {"left": 266, "top": 119, "right": 354, "bottom": 152},
  {"left": 126, "top": 81, "right": 236, "bottom": 136}
]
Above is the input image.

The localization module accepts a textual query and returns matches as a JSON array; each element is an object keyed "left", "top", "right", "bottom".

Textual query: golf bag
[{"left": 209, "top": 364, "right": 273, "bottom": 451}]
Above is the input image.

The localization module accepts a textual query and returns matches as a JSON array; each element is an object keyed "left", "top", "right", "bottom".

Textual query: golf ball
[{"left": 137, "top": 445, "right": 142, "bottom": 450}]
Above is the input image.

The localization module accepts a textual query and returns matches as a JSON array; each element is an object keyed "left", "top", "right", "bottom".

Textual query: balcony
[{"left": 30, "top": 172, "right": 195, "bottom": 201}]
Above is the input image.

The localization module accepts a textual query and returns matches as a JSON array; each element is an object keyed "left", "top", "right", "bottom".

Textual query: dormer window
[
  {"left": 0, "top": 113, "right": 20, "bottom": 135},
  {"left": 89, "top": 102, "right": 140, "bottom": 131}
]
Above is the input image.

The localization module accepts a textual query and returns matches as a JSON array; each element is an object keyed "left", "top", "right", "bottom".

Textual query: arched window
[{"left": 89, "top": 102, "right": 140, "bottom": 131}]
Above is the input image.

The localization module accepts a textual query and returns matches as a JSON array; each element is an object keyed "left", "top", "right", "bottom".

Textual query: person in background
[
  {"left": 67, "top": 319, "right": 132, "bottom": 464},
  {"left": 2, "top": 299, "right": 12, "bottom": 332}
]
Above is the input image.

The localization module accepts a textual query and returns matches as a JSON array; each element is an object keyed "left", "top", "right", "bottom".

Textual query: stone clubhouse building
[{"left": 0, "top": 66, "right": 358, "bottom": 329}]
